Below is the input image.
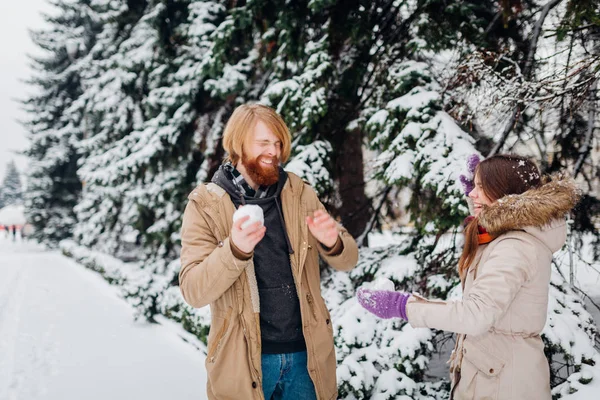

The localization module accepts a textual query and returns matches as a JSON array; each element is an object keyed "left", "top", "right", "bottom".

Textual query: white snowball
[
  {"left": 371, "top": 277, "right": 395, "bottom": 291},
  {"left": 233, "top": 205, "right": 264, "bottom": 229}
]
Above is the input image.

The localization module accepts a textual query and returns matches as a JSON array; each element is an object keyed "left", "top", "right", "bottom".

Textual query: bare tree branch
[
  {"left": 574, "top": 80, "right": 597, "bottom": 178},
  {"left": 489, "top": 0, "right": 565, "bottom": 156},
  {"left": 489, "top": 107, "right": 521, "bottom": 156},
  {"left": 523, "top": 0, "right": 564, "bottom": 78},
  {"left": 356, "top": 186, "right": 393, "bottom": 247}
]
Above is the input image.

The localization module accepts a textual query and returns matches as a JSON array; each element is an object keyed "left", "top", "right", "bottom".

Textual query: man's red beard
[{"left": 242, "top": 154, "right": 280, "bottom": 187}]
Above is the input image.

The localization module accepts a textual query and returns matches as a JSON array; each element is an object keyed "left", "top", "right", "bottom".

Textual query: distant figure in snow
[
  {"left": 179, "top": 104, "right": 359, "bottom": 400},
  {"left": 11, "top": 225, "right": 16, "bottom": 241},
  {"left": 357, "top": 155, "right": 580, "bottom": 400}
]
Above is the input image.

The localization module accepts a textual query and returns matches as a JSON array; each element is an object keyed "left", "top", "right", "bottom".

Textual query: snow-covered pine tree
[
  {"left": 25, "top": 1, "right": 600, "bottom": 398},
  {"left": 0, "top": 161, "right": 23, "bottom": 207},
  {"left": 73, "top": 0, "right": 161, "bottom": 257},
  {"left": 23, "top": 0, "right": 101, "bottom": 245},
  {"left": 70, "top": 0, "right": 244, "bottom": 321},
  {"left": 322, "top": 54, "right": 478, "bottom": 400}
]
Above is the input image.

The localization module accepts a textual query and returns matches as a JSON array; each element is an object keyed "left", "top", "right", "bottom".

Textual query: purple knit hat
[{"left": 459, "top": 154, "right": 481, "bottom": 195}]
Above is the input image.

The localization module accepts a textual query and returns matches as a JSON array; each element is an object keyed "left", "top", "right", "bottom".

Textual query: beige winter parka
[
  {"left": 407, "top": 177, "right": 579, "bottom": 400},
  {"left": 179, "top": 171, "right": 358, "bottom": 400}
]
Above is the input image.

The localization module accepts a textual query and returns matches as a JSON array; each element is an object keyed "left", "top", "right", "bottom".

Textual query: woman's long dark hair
[{"left": 458, "top": 154, "right": 541, "bottom": 279}]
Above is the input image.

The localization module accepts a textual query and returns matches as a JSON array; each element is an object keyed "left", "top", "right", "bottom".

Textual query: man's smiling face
[{"left": 240, "top": 120, "right": 282, "bottom": 187}]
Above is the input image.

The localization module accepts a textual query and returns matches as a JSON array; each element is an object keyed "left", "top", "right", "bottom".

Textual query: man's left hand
[{"left": 306, "top": 210, "right": 339, "bottom": 248}]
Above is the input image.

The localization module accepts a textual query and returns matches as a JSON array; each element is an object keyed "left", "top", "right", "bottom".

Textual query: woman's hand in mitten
[{"left": 356, "top": 288, "right": 411, "bottom": 320}]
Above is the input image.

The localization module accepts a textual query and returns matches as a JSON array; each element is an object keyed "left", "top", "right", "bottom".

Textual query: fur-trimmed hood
[{"left": 478, "top": 175, "right": 581, "bottom": 251}]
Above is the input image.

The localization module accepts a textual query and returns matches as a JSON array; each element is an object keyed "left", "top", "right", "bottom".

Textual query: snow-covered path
[{"left": 0, "top": 237, "right": 207, "bottom": 400}]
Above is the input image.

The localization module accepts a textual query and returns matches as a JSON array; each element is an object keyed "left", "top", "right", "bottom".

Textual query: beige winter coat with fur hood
[
  {"left": 179, "top": 172, "right": 358, "bottom": 400},
  {"left": 407, "top": 176, "right": 579, "bottom": 400}
]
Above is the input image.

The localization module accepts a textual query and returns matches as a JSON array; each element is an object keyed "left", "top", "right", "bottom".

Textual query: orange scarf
[
  {"left": 464, "top": 216, "right": 495, "bottom": 245},
  {"left": 478, "top": 232, "right": 494, "bottom": 244}
]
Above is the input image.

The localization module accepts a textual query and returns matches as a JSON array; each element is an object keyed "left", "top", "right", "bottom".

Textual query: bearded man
[{"left": 179, "top": 103, "right": 358, "bottom": 400}]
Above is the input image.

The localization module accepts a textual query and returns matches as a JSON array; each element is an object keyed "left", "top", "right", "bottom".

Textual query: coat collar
[
  {"left": 478, "top": 175, "right": 580, "bottom": 237},
  {"left": 197, "top": 170, "right": 305, "bottom": 206},
  {"left": 282, "top": 170, "right": 306, "bottom": 197}
]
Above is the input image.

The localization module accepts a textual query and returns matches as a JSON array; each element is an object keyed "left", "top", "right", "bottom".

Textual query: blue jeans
[{"left": 261, "top": 351, "right": 317, "bottom": 400}]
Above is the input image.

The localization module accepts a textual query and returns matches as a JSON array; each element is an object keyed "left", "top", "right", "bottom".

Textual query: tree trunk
[
  {"left": 319, "top": 0, "right": 373, "bottom": 244},
  {"left": 334, "top": 125, "right": 370, "bottom": 244}
]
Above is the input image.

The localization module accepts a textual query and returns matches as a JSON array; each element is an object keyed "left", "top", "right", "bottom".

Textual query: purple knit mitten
[{"left": 357, "top": 288, "right": 411, "bottom": 320}]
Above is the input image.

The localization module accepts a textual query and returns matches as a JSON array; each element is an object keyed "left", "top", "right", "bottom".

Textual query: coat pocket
[
  {"left": 456, "top": 341, "right": 505, "bottom": 400},
  {"left": 206, "top": 314, "right": 258, "bottom": 398},
  {"left": 306, "top": 292, "right": 318, "bottom": 321},
  {"left": 207, "top": 306, "right": 233, "bottom": 363}
]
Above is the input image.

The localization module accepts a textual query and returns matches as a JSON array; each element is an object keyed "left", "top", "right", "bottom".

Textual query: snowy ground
[{"left": 0, "top": 236, "right": 207, "bottom": 400}]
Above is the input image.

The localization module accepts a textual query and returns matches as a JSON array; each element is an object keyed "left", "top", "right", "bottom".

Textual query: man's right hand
[{"left": 230, "top": 215, "right": 266, "bottom": 254}]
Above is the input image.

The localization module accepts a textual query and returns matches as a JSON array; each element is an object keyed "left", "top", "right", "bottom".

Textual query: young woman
[{"left": 357, "top": 155, "right": 580, "bottom": 400}]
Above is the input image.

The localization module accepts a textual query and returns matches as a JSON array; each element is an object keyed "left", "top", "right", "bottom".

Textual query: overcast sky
[{"left": 0, "top": 1, "right": 53, "bottom": 180}]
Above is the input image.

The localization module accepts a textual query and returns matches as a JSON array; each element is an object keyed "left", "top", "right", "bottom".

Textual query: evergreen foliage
[
  {"left": 0, "top": 161, "right": 23, "bottom": 208},
  {"left": 25, "top": 0, "right": 600, "bottom": 397},
  {"left": 22, "top": 0, "right": 101, "bottom": 245}
]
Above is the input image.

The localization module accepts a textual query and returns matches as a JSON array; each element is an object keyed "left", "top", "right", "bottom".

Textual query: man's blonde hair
[{"left": 222, "top": 103, "right": 292, "bottom": 164}]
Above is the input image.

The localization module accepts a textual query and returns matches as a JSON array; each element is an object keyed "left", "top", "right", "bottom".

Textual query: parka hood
[
  {"left": 478, "top": 175, "right": 581, "bottom": 252},
  {"left": 211, "top": 163, "right": 288, "bottom": 204}
]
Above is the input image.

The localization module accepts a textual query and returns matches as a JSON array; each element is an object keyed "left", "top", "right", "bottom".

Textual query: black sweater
[{"left": 212, "top": 165, "right": 306, "bottom": 354}]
